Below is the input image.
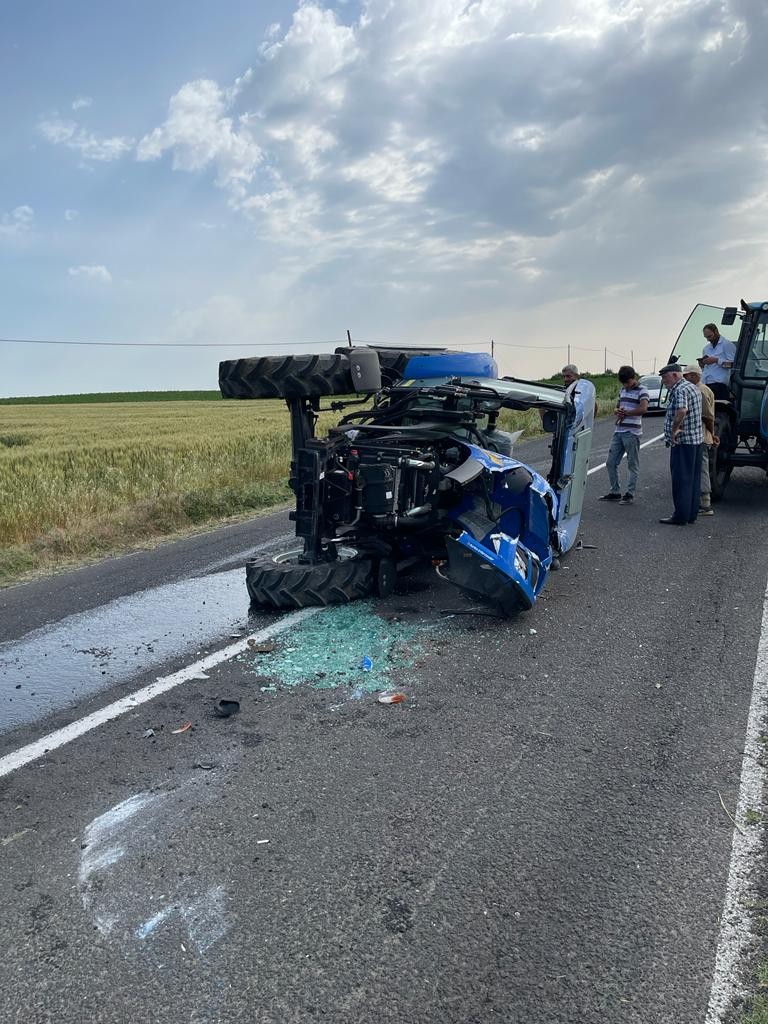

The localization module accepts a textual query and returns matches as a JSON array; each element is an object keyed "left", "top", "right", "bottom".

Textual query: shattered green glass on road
[{"left": 238, "top": 602, "right": 429, "bottom": 693}]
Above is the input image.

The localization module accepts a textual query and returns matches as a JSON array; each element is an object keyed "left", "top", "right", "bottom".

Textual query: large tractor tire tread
[
  {"left": 246, "top": 553, "right": 374, "bottom": 609},
  {"left": 710, "top": 410, "right": 734, "bottom": 503},
  {"left": 219, "top": 353, "right": 353, "bottom": 399}
]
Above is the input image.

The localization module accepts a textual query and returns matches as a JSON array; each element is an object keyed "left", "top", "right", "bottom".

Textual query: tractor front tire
[
  {"left": 710, "top": 411, "right": 734, "bottom": 503},
  {"left": 220, "top": 353, "right": 353, "bottom": 399},
  {"left": 246, "top": 551, "right": 374, "bottom": 609}
]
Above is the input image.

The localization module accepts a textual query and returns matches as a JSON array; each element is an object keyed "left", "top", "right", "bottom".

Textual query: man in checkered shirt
[{"left": 658, "top": 363, "right": 704, "bottom": 525}]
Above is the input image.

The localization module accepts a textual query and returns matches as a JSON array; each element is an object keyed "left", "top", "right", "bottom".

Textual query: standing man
[
  {"left": 658, "top": 363, "right": 703, "bottom": 526},
  {"left": 600, "top": 365, "right": 649, "bottom": 505},
  {"left": 683, "top": 363, "right": 717, "bottom": 516},
  {"left": 561, "top": 364, "right": 580, "bottom": 387},
  {"left": 700, "top": 323, "right": 736, "bottom": 401}
]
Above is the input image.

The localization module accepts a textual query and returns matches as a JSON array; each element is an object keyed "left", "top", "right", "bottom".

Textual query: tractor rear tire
[
  {"left": 246, "top": 550, "right": 374, "bottom": 609},
  {"left": 219, "top": 353, "right": 353, "bottom": 399},
  {"left": 710, "top": 410, "right": 734, "bottom": 503}
]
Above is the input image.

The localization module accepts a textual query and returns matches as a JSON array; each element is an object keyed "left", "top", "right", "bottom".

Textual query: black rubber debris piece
[{"left": 214, "top": 699, "right": 241, "bottom": 718}]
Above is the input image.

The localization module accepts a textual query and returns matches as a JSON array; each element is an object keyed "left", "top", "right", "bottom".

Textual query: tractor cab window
[{"left": 743, "top": 317, "right": 768, "bottom": 379}]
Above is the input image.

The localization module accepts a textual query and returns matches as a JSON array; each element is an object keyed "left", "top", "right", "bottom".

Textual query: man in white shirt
[{"left": 700, "top": 323, "right": 736, "bottom": 400}]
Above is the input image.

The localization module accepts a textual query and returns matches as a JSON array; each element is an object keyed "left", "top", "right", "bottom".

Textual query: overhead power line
[{"left": 0, "top": 336, "right": 358, "bottom": 349}]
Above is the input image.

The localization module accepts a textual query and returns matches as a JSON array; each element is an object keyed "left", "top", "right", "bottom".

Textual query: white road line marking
[
  {"left": 706, "top": 579, "right": 768, "bottom": 1022},
  {"left": 0, "top": 607, "right": 319, "bottom": 780},
  {"left": 587, "top": 432, "right": 664, "bottom": 475}
]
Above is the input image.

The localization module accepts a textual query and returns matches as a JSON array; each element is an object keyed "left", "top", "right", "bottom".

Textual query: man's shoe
[
  {"left": 699, "top": 507, "right": 714, "bottom": 516},
  {"left": 659, "top": 517, "right": 687, "bottom": 525},
  {"left": 619, "top": 493, "right": 633, "bottom": 504},
  {"left": 599, "top": 492, "right": 621, "bottom": 501}
]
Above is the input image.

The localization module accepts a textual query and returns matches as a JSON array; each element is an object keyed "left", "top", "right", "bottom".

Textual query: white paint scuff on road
[
  {"left": 79, "top": 791, "right": 168, "bottom": 935},
  {"left": 0, "top": 607, "right": 319, "bottom": 779},
  {"left": 706, "top": 578, "right": 768, "bottom": 1023},
  {"left": 586, "top": 432, "right": 664, "bottom": 476}
]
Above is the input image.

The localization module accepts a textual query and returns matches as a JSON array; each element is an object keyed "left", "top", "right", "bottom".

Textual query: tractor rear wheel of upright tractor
[
  {"left": 246, "top": 549, "right": 374, "bottom": 609},
  {"left": 219, "top": 353, "right": 354, "bottom": 399},
  {"left": 710, "top": 411, "right": 734, "bottom": 503}
]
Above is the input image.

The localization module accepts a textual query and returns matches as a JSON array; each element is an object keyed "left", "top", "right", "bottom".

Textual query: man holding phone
[{"left": 700, "top": 323, "right": 736, "bottom": 400}]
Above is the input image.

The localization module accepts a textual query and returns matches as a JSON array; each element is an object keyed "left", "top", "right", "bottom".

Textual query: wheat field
[{"left": 0, "top": 399, "right": 300, "bottom": 583}]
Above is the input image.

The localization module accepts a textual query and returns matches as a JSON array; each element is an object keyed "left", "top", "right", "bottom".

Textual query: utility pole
[
  {"left": 604, "top": 347, "right": 607, "bottom": 373},
  {"left": 491, "top": 338, "right": 495, "bottom": 358},
  {"left": 653, "top": 356, "right": 657, "bottom": 373},
  {"left": 631, "top": 348, "right": 635, "bottom": 367},
  {"left": 346, "top": 329, "right": 352, "bottom": 349},
  {"left": 567, "top": 343, "right": 571, "bottom": 365}
]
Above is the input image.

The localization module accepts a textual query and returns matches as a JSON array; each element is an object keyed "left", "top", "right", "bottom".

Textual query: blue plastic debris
[{"left": 360, "top": 655, "right": 374, "bottom": 672}]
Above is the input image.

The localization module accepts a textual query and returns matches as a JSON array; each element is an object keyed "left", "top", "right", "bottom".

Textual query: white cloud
[
  {"left": 68, "top": 264, "right": 112, "bottom": 283},
  {"left": 71, "top": 96, "right": 93, "bottom": 110},
  {"left": 136, "top": 79, "right": 262, "bottom": 192},
  {"left": 39, "top": 118, "right": 134, "bottom": 162},
  {"left": 0, "top": 205, "right": 34, "bottom": 238},
  {"left": 64, "top": 208, "right": 79, "bottom": 221}
]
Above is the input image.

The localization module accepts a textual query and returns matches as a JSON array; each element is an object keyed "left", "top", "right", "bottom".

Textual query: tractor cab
[{"left": 670, "top": 301, "right": 768, "bottom": 498}]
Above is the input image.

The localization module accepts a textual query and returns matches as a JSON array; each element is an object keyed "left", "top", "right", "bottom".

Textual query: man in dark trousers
[{"left": 658, "top": 363, "right": 703, "bottom": 525}]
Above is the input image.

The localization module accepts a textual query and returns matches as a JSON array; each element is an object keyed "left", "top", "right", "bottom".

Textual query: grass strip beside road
[{"left": 0, "top": 381, "right": 619, "bottom": 587}]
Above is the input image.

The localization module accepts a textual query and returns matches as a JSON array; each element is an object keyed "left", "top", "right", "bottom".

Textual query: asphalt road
[{"left": 1, "top": 416, "right": 767, "bottom": 1024}]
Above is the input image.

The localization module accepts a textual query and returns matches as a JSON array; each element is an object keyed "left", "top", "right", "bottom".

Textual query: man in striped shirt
[{"left": 600, "top": 365, "right": 649, "bottom": 505}]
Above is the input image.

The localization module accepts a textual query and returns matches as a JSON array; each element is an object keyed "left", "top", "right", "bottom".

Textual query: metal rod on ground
[{"left": 347, "top": 329, "right": 352, "bottom": 349}]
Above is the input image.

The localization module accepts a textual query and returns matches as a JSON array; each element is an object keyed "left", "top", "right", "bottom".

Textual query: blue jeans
[
  {"left": 606, "top": 431, "right": 640, "bottom": 495},
  {"left": 670, "top": 443, "right": 703, "bottom": 523}
]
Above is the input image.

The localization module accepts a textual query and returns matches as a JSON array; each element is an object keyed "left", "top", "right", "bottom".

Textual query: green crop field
[{"left": 0, "top": 375, "right": 620, "bottom": 586}]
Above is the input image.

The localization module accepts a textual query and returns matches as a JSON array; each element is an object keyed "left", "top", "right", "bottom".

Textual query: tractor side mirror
[
  {"left": 722, "top": 307, "right": 737, "bottom": 326},
  {"left": 541, "top": 410, "right": 558, "bottom": 433},
  {"left": 348, "top": 348, "right": 382, "bottom": 393}
]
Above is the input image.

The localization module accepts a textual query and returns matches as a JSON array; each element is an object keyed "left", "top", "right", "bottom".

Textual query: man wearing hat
[
  {"left": 658, "top": 363, "right": 703, "bottom": 525},
  {"left": 683, "top": 362, "right": 717, "bottom": 516}
]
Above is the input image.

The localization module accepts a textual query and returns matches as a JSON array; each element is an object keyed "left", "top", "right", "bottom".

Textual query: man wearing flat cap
[{"left": 658, "top": 363, "right": 703, "bottom": 525}]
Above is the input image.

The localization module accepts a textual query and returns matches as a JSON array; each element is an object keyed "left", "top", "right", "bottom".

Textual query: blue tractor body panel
[{"left": 403, "top": 352, "right": 497, "bottom": 381}]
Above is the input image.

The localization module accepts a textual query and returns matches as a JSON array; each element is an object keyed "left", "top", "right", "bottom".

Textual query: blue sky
[{"left": 1, "top": 0, "right": 765, "bottom": 396}]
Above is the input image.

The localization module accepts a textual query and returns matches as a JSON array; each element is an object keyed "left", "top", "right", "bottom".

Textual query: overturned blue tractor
[{"left": 219, "top": 347, "right": 595, "bottom": 615}]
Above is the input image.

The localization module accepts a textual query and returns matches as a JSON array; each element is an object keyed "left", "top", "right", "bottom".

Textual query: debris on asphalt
[
  {"left": 214, "top": 699, "right": 240, "bottom": 718},
  {"left": 260, "top": 684, "right": 277, "bottom": 693},
  {"left": 575, "top": 541, "right": 598, "bottom": 550},
  {"left": 243, "top": 602, "right": 423, "bottom": 693},
  {"left": 378, "top": 692, "right": 406, "bottom": 704},
  {"left": 192, "top": 671, "right": 209, "bottom": 680},
  {"left": 193, "top": 762, "right": 218, "bottom": 771},
  {"left": 528, "top": 628, "right": 537, "bottom": 635},
  {"left": 248, "top": 639, "right": 277, "bottom": 653},
  {"left": 256, "top": 838, "right": 270, "bottom": 845},
  {"left": 360, "top": 655, "right": 374, "bottom": 672},
  {"left": 717, "top": 789, "right": 745, "bottom": 835},
  {"left": 142, "top": 728, "right": 155, "bottom": 739},
  {"left": 172, "top": 722, "right": 193, "bottom": 734},
  {"left": 1, "top": 828, "right": 35, "bottom": 847}
]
